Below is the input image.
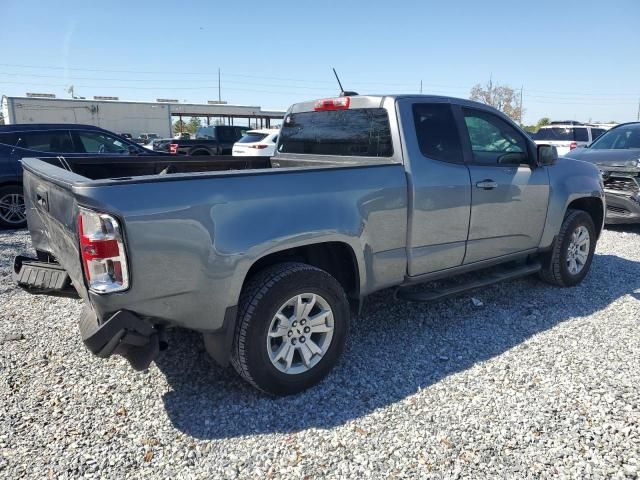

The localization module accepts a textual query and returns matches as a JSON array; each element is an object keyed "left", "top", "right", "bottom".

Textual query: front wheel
[
  {"left": 539, "top": 209, "right": 596, "bottom": 287},
  {"left": 231, "top": 262, "right": 350, "bottom": 396},
  {"left": 0, "top": 185, "right": 27, "bottom": 229}
]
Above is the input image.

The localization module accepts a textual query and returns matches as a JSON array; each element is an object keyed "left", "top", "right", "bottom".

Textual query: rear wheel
[
  {"left": 539, "top": 209, "right": 596, "bottom": 287},
  {"left": 231, "top": 262, "right": 350, "bottom": 396},
  {"left": 0, "top": 185, "right": 26, "bottom": 229}
]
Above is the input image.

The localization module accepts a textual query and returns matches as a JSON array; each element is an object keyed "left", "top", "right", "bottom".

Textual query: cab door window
[
  {"left": 462, "top": 108, "right": 528, "bottom": 166},
  {"left": 73, "top": 131, "right": 130, "bottom": 154}
]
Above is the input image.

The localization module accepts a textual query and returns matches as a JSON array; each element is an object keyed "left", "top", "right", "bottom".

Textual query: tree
[
  {"left": 536, "top": 117, "right": 550, "bottom": 128},
  {"left": 187, "top": 116, "right": 202, "bottom": 134},
  {"left": 172, "top": 119, "right": 187, "bottom": 135},
  {"left": 0, "top": 111, "right": 4, "bottom": 125},
  {"left": 469, "top": 79, "right": 524, "bottom": 122}
]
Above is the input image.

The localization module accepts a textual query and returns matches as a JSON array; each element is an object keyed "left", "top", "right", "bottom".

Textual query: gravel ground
[{"left": 1, "top": 226, "right": 639, "bottom": 479}]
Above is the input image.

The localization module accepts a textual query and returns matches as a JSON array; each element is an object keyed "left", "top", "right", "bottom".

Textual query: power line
[{"left": 2, "top": 62, "right": 637, "bottom": 97}]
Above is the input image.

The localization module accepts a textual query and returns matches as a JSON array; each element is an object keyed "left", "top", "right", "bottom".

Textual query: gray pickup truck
[{"left": 14, "top": 94, "right": 605, "bottom": 395}]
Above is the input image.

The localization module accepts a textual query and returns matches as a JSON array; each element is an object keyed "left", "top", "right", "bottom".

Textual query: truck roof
[{"left": 288, "top": 94, "right": 503, "bottom": 114}]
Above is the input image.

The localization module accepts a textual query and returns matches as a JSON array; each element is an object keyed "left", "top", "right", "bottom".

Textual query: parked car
[
  {"left": 534, "top": 122, "right": 606, "bottom": 156},
  {"left": 119, "top": 133, "right": 133, "bottom": 140},
  {"left": 137, "top": 133, "right": 160, "bottom": 143},
  {"left": 168, "top": 125, "right": 249, "bottom": 155},
  {"left": 564, "top": 122, "right": 640, "bottom": 223},
  {"left": 133, "top": 133, "right": 160, "bottom": 148},
  {"left": 233, "top": 128, "right": 279, "bottom": 156},
  {"left": 148, "top": 133, "right": 192, "bottom": 152},
  {"left": 14, "top": 94, "right": 604, "bottom": 395},
  {"left": 0, "top": 124, "right": 162, "bottom": 228}
]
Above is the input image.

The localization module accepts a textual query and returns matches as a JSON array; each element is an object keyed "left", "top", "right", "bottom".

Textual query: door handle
[{"left": 475, "top": 179, "right": 498, "bottom": 190}]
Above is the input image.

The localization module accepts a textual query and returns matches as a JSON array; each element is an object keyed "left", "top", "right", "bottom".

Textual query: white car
[
  {"left": 534, "top": 122, "right": 609, "bottom": 157},
  {"left": 232, "top": 129, "right": 279, "bottom": 156}
]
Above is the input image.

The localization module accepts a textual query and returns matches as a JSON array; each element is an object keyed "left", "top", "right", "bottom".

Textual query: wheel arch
[
  {"left": 188, "top": 147, "right": 211, "bottom": 155},
  {"left": 567, "top": 196, "right": 604, "bottom": 239},
  {"left": 204, "top": 240, "right": 363, "bottom": 368},
  {"left": 243, "top": 241, "right": 362, "bottom": 310}
]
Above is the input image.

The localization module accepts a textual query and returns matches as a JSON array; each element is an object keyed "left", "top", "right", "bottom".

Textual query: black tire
[
  {"left": 538, "top": 209, "right": 596, "bottom": 287},
  {"left": 231, "top": 262, "right": 350, "bottom": 396},
  {"left": 0, "top": 185, "right": 27, "bottom": 229}
]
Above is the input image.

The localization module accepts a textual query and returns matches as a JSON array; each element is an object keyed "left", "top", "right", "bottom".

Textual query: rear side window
[
  {"left": 279, "top": 108, "right": 393, "bottom": 157},
  {"left": 412, "top": 103, "right": 463, "bottom": 163},
  {"left": 236, "top": 128, "right": 249, "bottom": 140},
  {"left": 196, "top": 126, "right": 216, "bottom": 139},
  {"left": 217, "top": 127, "right": 236, "bottom": 142},
  {"left": 20, "top": 131, "right": 74, "bottom": 153}
]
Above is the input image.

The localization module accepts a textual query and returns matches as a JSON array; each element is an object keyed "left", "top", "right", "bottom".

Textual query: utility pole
[
  {"left": 519, "top": 85, "right": 524, "bottom": 125},
  {"left": 218, "top": 68, "right": 221, "bottom": 102}
]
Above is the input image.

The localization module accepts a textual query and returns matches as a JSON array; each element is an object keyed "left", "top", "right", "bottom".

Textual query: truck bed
[
  {"left": 37, "top": 154, "right": 272, "bottom": 181},
  {"left": 20, "top": 153, "right": 408, "bottom": 331}
]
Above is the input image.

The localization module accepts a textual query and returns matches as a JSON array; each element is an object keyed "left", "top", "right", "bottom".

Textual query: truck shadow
[{"left": 156, "top": 253, "right": 640, "bottom": 439}]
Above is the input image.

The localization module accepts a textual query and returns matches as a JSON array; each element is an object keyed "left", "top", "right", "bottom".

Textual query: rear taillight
[
  {"left": 570, "top": 142, "right": 577, "bottom": 150},
  {"left": 249, "top": 144, "right": 268, "bottom": 149},
  {"left": 314, "top": 97, "right": 350, "bottom": 111},
  {"left": 78, "top": 208, "right": 129, "bottom": 293},
  {"left": 169, "top": 143, "right": 178, "bottom": 154}
]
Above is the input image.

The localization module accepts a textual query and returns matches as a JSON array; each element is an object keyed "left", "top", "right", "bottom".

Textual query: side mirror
[
  {"left": 497, "top": 152, "right": 530, "bottom": 166},
  {"left": 537, "top": 144, "right": 558, "bottom": 166}
]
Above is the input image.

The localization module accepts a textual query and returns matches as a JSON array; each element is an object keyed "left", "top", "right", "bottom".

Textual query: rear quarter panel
[{"left": 76, "top": 165, "right": 408, "bottom": 331}]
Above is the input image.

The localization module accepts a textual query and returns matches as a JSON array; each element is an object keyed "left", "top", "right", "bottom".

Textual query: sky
[{"left": 1, "top": 0, "right": 639, "bottom": 125}]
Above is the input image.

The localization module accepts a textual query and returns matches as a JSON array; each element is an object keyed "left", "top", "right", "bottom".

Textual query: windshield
[
  {"left": 238, "top": 133, "right": 268, "bottom": 143},
  {"left": 590, "top": 125, "right": 640, "bottom": 149}
]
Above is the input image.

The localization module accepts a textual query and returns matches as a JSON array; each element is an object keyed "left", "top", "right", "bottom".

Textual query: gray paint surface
[{"left": 21, "top": 95, "right": 604, "bottom": 340}]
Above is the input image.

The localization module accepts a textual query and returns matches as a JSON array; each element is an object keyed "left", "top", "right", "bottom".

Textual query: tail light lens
[
  {"left": 314, "top": 97, "right": 350, "bottom": 111},
  {"left": 78, "top": 208, "right": 129, "bottom": 293},
  {"left": 249, "top": 144, "right": 268, "bottom": 149},
  {"left": 169, "top": 143, "right": 178, "bottom": 154},
  {"left": 570, "top": 141, "right": 578, "bottom": 150}
]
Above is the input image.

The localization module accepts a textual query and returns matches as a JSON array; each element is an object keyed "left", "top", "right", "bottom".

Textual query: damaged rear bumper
[{"left": 79, "top": 307, "right": 167, "bottom": 371}]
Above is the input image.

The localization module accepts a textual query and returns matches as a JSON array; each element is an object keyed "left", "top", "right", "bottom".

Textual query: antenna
[{"left": 332, "top": 68, "right": 358, "bottom": 97}]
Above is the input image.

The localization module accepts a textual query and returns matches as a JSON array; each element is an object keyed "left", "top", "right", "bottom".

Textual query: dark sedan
[
  {"left": 0, "top": 124, "right": 165, "bottom": 228},
  {"left": 565, "top": 122, "right": 640, "bottom": 224}
]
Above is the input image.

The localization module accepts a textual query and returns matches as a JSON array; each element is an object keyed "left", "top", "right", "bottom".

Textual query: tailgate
[{"left": 22, "top": 158, "right": 89, "bottom": 300}]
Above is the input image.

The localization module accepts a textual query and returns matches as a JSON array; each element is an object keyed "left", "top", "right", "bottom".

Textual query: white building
[{"left": 1, "top": 96, "right": 285, "bottom": 138}]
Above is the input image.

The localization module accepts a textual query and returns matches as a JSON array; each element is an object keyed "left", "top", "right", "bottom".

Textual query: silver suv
[{"left": 534, "top": 121, "right": 607, "bottom": 156}]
